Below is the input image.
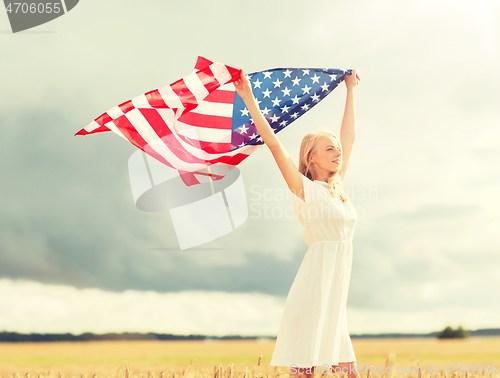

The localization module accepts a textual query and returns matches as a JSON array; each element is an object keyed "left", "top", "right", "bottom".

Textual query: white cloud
[
  {"left": 2, "top": 278, "right": 499, "bottom": 336},
  {"left": 0, "top": 279, "right": 285, "bottom": 336}
]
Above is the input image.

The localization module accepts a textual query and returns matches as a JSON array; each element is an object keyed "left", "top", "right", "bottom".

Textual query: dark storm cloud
[{"left": 0, "top": 108, "right": 306, "bottom": 296}]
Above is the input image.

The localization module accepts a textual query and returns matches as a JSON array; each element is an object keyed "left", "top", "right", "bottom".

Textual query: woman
[{"left": 234, "top": 68, "right": 361, "bottom": 378}]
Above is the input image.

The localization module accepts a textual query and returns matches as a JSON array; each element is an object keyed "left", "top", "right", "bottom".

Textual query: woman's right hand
[
  {"left": 344, "top": 69, "right": 361, "bottom": 90},
  {"left": 234, "top": 70, "right": 254, "bottom": 102}
]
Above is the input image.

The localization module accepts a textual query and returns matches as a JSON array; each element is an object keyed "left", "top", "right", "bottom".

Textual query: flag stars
[
  {"left": 238, "top": 124, "right": 249, "bottom": 134},
  {"left": 238, "top": 142, "right": 246, "bottom": 148},
  {"left": 301, "top": 84, "right": 311, "bottom": 94},
  {"left": 270, "top": 114, "right": 280, "bottom": 123},
  {"left": 253, "top": 79, "right": 263, "bottom": 88},
  {"left": 281, "top": 87, "right": 291, "bottom": 97},
  {"left": 232, "top": 68, "right": 341, "bottom": 147}
]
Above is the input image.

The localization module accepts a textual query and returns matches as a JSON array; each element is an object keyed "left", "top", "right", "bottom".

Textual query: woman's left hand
[
  {"left": 234, "top": 70, "right": 254, "bottom": 101},
  {"left": 345, "top": 69, "right": 361, "bottom": 90}
]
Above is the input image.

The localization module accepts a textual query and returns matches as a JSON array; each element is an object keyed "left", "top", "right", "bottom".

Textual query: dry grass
[{"left": 0, "top": 338, "right": 499, "bottom": 378}]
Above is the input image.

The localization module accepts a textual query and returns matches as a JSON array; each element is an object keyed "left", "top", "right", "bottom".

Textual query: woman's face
[{"left": 311, "top": 135, "right": 342, "bottom": 174}]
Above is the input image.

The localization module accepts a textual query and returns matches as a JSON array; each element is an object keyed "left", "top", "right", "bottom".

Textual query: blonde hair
[{"left": 298, "top": 130, "right": 349, "bottom": 202}]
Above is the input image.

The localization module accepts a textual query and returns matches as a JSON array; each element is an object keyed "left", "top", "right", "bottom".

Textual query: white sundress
[{"left": 270, "top": 172, "right": 358, "bottom": 368}]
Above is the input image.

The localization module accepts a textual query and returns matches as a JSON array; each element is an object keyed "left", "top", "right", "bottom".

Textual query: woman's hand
[
  {"left": 234, "top": 70, "right": 254, "bottom": 102},
  {"left": 344, "top": 69, "right": 361, "bottom": 90}
]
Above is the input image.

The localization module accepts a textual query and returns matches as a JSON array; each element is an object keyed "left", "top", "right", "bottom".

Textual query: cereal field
[{"left": 0, "top": 338, "right": 499, "bottom": 378}]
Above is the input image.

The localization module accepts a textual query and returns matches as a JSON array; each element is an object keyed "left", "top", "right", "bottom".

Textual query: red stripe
[
  {"left": 204, "top": 90, "right": 235, "bottom": 104},
  {"left": 95, "top": 112, "right": 113, "bottom": 127},
  {"left": 119, "top": 100, "right": 134, "bottom": 113},
  {"left": 146, "top": 89, "right": 170, "bottom": 109},
  {"left": 179, "top": 170, "right": 201, "bottom": 186},
  {"left": 112, "top": 115, "right": 148, "bottom": 150},
  {"left": 224, "top": 64, "right": 243, "bottom": 83},
  {"left": 194, "top": 56, "right": 214, "bottom": 71},
  {"left": 171, "top": 78, "right": 198, "bottom": 113},
  {"left": 75, "top": 124, "right": 110, "bottom": 136},
  {"left": 197, "top": 68, "right": 220, "bottom": 93},
  {"left": 177, "top": 112, "right": 232, "bottom": 130},
  {"left": 138, "top": 108, "right": 174, "bottom": 140},
  {"left": 215, "top": 152, "right": 250, "bottom": 165},
  {"left": 178, "top": 169, "right": 227, "bottom": 186}
]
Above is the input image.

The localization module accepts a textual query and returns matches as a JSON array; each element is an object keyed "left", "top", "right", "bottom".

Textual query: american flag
[{"left": 76, "top": 56, "right": 351, "bottom": 186}]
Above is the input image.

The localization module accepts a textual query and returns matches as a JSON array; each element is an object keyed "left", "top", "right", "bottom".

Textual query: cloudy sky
[{"left": 1, "top": 0, "right": 499, "bottom": 336}]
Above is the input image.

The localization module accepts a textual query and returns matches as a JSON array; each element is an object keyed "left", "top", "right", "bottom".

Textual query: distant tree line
[
  {"left": 1, "top": 327, "right": 499, "bottom": 342},
  {"left": 0, "top": 332, "right": 260, "bottom": 342}
]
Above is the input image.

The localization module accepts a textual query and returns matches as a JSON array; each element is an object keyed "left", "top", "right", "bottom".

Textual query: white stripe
[
  {"left": 155, "top": 108, "right": 176, "bottom": 126},
  {"left": 131, "top": 94, "right": 150, "bottom": 109},
  {"left": 183, "top": 71, "right": 209, "bottom": 105},
  {"left": 107, "top": 106, "right": 125, "bottom": 119},
  {"left": 158, "top": 85, "right": 183, "bottom": 109},
  {"left": 218, "top": 82, "right": 235, "bottom": 91},
  {"left": 83, "top": 120, "right": 101, "bottom": 132},
  {"left": 210, "top": 63, "right": 232, "bottom": 85}
]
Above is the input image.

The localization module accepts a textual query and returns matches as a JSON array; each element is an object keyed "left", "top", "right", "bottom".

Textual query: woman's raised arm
[
  {"left": 337, "top": 69, "right": 361, "bottom": 182},
  {"left": 234, "top": 70, "right": 304, "bottom": 200}
]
